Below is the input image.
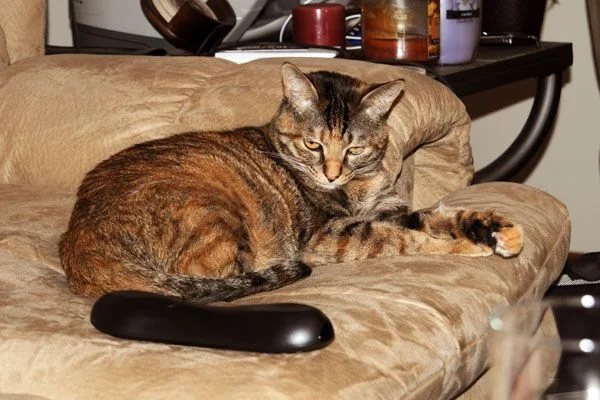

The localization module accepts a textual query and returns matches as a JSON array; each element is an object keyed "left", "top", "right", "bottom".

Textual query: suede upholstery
[
  {"left": 0, "top": 1, "right": 570, "bottom": 399},
  {"left": 0, "top": 25, "right": 8, "bottom": 70},
  {"left": 0, "top": 0, "right": 45, "bottom": 65}
]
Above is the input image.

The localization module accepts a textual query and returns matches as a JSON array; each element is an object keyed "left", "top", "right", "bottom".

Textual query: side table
[{"left": 430, "top": 42, "right": 573, "bottom": 183}]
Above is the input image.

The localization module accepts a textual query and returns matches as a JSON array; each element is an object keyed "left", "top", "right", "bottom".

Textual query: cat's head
[{"left": 271, "top": 63, "right": 404, "bottom": 191}]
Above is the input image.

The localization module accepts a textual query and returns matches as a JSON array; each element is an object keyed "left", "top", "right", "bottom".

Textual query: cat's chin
[{"left": 315, "top": 181, "right": 344, "bottom": 191}]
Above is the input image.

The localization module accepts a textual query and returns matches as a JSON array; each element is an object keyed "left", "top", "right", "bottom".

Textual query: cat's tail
[{"left": 149, "top": 261, "right": 312, "bottom": 304}]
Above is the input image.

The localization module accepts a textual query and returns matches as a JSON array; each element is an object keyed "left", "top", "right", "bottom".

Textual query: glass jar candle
[
  {"left": 439, "top": 0, "right": 482, "bottom": 65},
  {"left": 361, "top": 0, "right": 440, "bottom": 63}
]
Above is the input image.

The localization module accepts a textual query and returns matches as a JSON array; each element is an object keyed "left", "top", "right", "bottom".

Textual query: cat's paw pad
[{"left": 492, "top": 225, "right": 524, "bottom": 258}]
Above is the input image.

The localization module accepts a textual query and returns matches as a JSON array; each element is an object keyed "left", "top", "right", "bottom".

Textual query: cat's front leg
[
  {"left": 393, "top": 207, "right": 524, "bottom": 258},
  {"left": 301, "top": 207, "right": 523, "bottom": 265}
]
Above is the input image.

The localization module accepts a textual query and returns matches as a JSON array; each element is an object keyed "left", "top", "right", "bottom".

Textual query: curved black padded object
[
  {"left": 473, "top": 73, "right": 563, "bottom": 183},
  {"left": 91, "top": 290, "right": 335, "bottom": 353},
  {"left": 565, "top": 252, "right": 600, "bottom": 282}
]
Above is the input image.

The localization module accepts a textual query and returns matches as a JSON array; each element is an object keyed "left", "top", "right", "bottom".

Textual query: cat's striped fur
[{"left": 59, "top": 63, "right": 522, "bottom": 303}]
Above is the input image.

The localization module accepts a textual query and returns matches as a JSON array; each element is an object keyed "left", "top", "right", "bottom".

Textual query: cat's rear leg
[
  {"left": 175, "top": 227, "right": 242, "bottom": 278},
  {"left": 174, "top": 216, "right": 301, "bottom": 279}
]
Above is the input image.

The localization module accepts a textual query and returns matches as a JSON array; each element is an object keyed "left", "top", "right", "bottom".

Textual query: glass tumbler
[
  {"left": 490, "top": 296, "right": 600, "bottom": 400},
  {"left": 361, "top": 0, "right": 440, "bottom": 63}
]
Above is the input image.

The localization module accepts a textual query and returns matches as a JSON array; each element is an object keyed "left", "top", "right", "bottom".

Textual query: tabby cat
[{"left": 59, "top": 63, "right": 523, "bottom": 303}]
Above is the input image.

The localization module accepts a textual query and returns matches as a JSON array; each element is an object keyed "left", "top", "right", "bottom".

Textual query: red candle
[{"left": 292, "top": 4, "right": 345, "bottom": 47}]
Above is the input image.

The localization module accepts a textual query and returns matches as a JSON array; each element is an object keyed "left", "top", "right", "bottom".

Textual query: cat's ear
[
  {"left": 281, "top": 63, "right": 318, "bottom": 113},
  {"left": 360, "top": 79, "right": 405, "bottom": 120}
]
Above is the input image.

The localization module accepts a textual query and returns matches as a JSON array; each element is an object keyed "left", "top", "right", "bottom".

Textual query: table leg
[{"left": 473, "top": 72, "right": 563, "bottom": 183}]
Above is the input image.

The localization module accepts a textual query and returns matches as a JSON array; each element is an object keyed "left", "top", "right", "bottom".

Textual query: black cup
[{"left": 482, "top": 0, "right": 548, "bottom": 39}]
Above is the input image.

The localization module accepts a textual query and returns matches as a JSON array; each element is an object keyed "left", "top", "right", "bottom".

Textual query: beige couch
[{"left": 0, "top": 1, "right": 570, "bottom": 399}]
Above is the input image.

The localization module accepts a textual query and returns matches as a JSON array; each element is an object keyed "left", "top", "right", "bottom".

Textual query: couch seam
[{"left": 170, "top": 61, "right": 236, "bottom": 125}]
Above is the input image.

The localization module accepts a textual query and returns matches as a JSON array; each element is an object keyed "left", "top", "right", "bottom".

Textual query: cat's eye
[
  {"left": 304, "top": 139, "right": 322, "bottom": 151},
  {"left": 347, "top": 146, "right": 365, "bottom": 155}
]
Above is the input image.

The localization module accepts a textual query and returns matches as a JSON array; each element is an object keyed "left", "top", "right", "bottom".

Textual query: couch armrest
[{"left": 0, "top": 0, "right": 46, "bottom": 64}]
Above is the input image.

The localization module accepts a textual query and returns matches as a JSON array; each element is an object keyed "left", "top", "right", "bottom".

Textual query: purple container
[{"left": 439, "top": 0, "right": 482, "bottom": 65}]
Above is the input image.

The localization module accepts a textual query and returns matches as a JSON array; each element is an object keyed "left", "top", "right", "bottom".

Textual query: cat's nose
[{"left": 324, "top": 161, "right": 342, "bottom": 182}]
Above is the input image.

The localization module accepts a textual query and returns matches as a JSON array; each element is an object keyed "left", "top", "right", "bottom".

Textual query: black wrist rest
[{"left": 90, "top": 290, "right": 335, "bottom": 353}]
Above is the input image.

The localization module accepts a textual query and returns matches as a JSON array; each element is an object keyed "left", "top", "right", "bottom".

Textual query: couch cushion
[
  {"left": 0, "top": 55, "right": 471, "bottom": 210},
  {"left": 0, "top": 0, "right": 45, "bottom": 64},
  {"left": 0, "top": 182, "right": 569, "bottom": 399}
]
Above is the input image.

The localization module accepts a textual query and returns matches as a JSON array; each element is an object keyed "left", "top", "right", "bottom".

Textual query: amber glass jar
[{"left": 361, "top": 0, "right": 440, "bottom": 63}]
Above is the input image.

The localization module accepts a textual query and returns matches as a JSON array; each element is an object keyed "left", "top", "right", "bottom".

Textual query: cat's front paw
[
  {"left": 492, "top": 225, "right": 524, "bottom": 258},
  {"left": 461, "top": 212, "right": 523, "bottom": 258}
]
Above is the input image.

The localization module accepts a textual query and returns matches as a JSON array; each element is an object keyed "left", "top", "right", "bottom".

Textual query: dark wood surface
[
  {"left": 430, "top": 42, "right": 573, "bottom": 96},
  {"left": 348, "top": 42, "right": 573, "bottom": 97},
  {"left": 48, "top": 41, "right": 573, "bottom": 98}
]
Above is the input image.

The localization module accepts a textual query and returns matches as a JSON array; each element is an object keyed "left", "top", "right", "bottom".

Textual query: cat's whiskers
[
  {"left": 259, "top": 150, "right": 303, "bottom": 169},
  {"left": 278, "top": 154, "right": 312, "bottom": 172},
  {"left": 256, "top": 149, "right": 282, "bottom": 159},
  {"left": 259, "top": 150, "right": 295, "bottom": 163},
  {"left": 352, "top": 164, "right": 379, "bottom": 178},
  {"left": 259, "top": 150, "right": 335, "bottom": 190}
]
